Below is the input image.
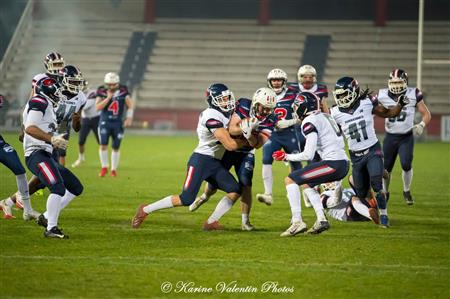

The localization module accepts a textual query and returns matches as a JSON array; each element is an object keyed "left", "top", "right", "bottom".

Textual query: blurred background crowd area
[{"left": 0, "top": 0, "right": 449, "bottom": 137}]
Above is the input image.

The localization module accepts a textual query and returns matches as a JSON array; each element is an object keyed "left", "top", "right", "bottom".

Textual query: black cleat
[
  {"left": 403, "top": 191, "right": 414, "bottom": 205},
  {"left": 36, "top": 214, "right": 48, "bottom": 228},
  {"left": 44, "top": 226, "right": 68, "bottom": 239},
  {"left": 307, "top": 220, "right": 330, "bottom": 234}
]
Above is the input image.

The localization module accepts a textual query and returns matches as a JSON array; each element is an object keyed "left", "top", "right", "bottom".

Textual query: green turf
[{"left": 0, "top": 133, "right": 449, "bottom": 299}]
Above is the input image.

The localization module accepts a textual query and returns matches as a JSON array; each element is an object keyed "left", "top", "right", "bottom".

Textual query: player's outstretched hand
[
  {"left": 272, "top": 150, "right": 286, "bottom": 161},
  {"left": 412, "top": 121, "right": 425, "bottom": 136},
  {"left": 51, "top": 133, "right": 68, "bottom": 150}
]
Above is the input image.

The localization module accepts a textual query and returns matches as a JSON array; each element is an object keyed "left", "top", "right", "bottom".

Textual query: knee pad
[
  {"left": 49, "top": 182, "right": 66, "bottom": 196},
  {"left": 69, "top": 182, "right": 84, "bottom": 196},
  {"left": 370, "top": 175, "right": 383, "bottom": 192}
]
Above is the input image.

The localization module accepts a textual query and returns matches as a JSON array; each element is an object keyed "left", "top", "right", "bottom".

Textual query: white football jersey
[
  {"left": 81, "top": 89, "right": 100, "bottom": 118},
  {"left": 325, "top": 188, "right": 355, "bottom": 221},
  {"left": 301, "top": 112, "right": 348, "bottom": 161},
  {"left": 330, "top": 97, "right": 379, "bottom": 151},
  {"left": 22, "top": 96, "right": 58, "bottom": 156},
  {"left": 377, "top": 87, "right": 423, "bottom": 134},
  {"left": 193, "top": 108, "right": 231, "bottom": 159},
  {"left": 54, "top": 91, "right": 87, "bottom": 134}
]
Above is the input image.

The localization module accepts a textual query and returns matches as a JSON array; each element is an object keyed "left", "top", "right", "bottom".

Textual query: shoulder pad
[{"left": 28, "top": 96, "right": 49, "bottom": 113}]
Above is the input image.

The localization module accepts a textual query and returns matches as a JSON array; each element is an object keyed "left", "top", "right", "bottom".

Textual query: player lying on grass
[
  {"left": 188, "top": 87, "right": 278, "bottom": 231},
  {"left": 132, "top": 83, "right": 247, "bottom": 229}
]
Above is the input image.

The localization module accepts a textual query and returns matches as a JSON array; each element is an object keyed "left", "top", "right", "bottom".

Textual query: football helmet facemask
[
  {"left": 44, "top": 52, "right": 65, "bottom": 76},
  {"left": 267, "top": 68, "right": 287, "bottom": 94},
  {"left": 206, "top": 83, "right": 235, "bottom": 113},
  {"left": 333, "top": 76, "right": 360, "bottom": 108},
  {"left": 60, "top": 65, "right": 84, "bottom": 94},
  {"left": 388, "top": 68, "right": 408, "bottom": 95}
]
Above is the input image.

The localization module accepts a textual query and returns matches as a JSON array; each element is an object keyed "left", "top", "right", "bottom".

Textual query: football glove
[
  {"left": 240, "top": 118, "right": 258, "bottom": 140},
  {"left": 51, "top": 133, "right": 68, "bottom": 150},
  {"left": 412, "top": 121, "right": 425, "bottom": 136},
  {"left": 397, "top": 94, "right": 410, "bottom": 107},
  {"left": 276, "top": 118, "right": 297, "bottom": 129},
  {"left": 272, "top": 150, "right": 287, "bottom": 161}
]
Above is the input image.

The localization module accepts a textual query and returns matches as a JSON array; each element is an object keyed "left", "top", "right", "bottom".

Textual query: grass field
[{"left": 0, "top": 132, "right": 449, "bottom": 299}]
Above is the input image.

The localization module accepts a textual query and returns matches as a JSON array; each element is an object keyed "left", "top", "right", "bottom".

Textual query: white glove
[
  {"left": 239, "top": 118, "right": 253, "bottom": 140},
  {"left": 276, "top": 118, "right": 297, "bottom": 129},
  {"left": 248, "top": 117, "right": 259, "bottom": 130},
  {"left": 51, "top": 133, "right": 68, "bottom": 150},
  {"left": 412, "top": 121, "right": 425, "bottom": 136}
]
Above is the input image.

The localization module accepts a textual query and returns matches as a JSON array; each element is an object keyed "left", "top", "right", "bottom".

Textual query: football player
[
  {"left": 256, "top": 69, "right": 303, "bottom": 206},
  {"left": 31, "top": 52, "right": 65, "bottom": 96},
  {"left": 330, "top": 76, "right": 408, "bottom": 228},
  {"left": 0, "top": 95, "right": 40, "bottom": 220},
  {"left": 296, "top": 65, "right": 329, "bottom": 113},
  {"left": 131, "top": 83, "right": 246, "bottom": 230},
  {"left": 377, "top": 69, "right": 431, "bottom": 205},
  {"left": 95, "top": 72, "right": 134, "bottom": 177},
  {"left": 321, "top": 176, "right": 379, "bottom": 224},
  {"left": 189, "top": 87, "right": 277, "bottom": 231},
  {"left": 272, "top": 92, "right": 349, "bottom": 236},
  {"left": 22, "top": 77, "right": 84, "bottom": 238},
  {"left": 72, "top": 85, "right": 101, "bottom": 168},
  {"left": 53, "top": 65, "right": 87, "bottom": 166}
]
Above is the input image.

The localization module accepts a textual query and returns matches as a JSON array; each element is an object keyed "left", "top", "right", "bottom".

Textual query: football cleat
[
  {"left": 98, "top": 167, "right": 108, "bottom": 177},
  {"left": 189, "top": 196, "right": 209, "bottom": 212},
  {"left": 71, "top": 158, "right": 84, "bottom": 168},
  {"left": 241, "top": 221, "right": 255, "bottom": 231},
  {"left": 131, "top": 204, "right": 148, "bottom": 229},
  {"left": 380, "top": 215, "right": 390, "bottom": 228},
  {"left": 110, "top": 170, "right": 117, "bottom": 177},
  {"left": 403, "top": 191, "right": 414, "bottom": 205},
  {"left": 203, "top": 221, "right": 224, "bottom": 231},
  {"left": 307, "top": 220, "right": 330, "bottom": 234},
  {"left": 44, "top": 226, "right": 68, "bottom": 239},
  {"left": 23, "top": 210, "right": 41, "bottom": 221},
  {"left": 280, "top": 221, "right": 307, "bottom": 237},
  {"left": 36, "top": 214, "right": 48, "bottom": 228},
  {"left": 0, "top": 199, "right": 15, "bottom": 219},
  {"left": 256, "top": 193, "right": 273, "bottom": 206}
]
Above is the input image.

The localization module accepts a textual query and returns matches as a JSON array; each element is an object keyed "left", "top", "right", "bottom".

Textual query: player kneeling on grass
[
  {"left": 132, "top": 83, "right": 247, "bottom": 229},
  {"left": 189, "top": 87, "right": 277, "bottom": 231},
  {"left": 272, "top": 92, "right": 349, "bottom": 236},
  {"left": 321, "top": 177, "right": 380, "bottom": 224}
]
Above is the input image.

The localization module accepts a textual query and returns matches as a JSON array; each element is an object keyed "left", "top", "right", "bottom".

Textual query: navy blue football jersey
[{"left": 96, "top": 85, "right": 130, "bottom": 122}]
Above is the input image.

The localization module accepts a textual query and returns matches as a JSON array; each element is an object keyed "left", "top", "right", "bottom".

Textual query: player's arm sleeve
[
  {"left": 415, "top": 88, "right": 424, "bottom": 104},
  {"left": 205, "top": 118, "right": 225, "bottom": 133},
  {"left": 24, "top": 110, "right": 45, "bottom": 128},
  {"left": 285, "top": 122, "right": 318, "bottom": 161}
]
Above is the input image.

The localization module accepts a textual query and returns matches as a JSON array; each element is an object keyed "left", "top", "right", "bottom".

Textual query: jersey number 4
[{"left": 108, "top": 100, "right": 119, "bottom": 115}]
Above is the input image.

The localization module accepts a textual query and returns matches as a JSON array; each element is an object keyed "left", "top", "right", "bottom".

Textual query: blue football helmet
[
  {"left": 59, "top": 65, "right": 84, "bottom": 94},
  {"left": 333, "top": 76, "right": 360, "bottom": 108},
  {"left": 293, "top": 91, "right": 320, "bottom": 119},
  {"left": 206, "top": 83, "right": 235, "bottom": 112},
  {"left": 388, "top": 68, "right": 408, "bottom": 94},
  {"left": 35, "top": 77, "right": 64, "bottom": 107}
]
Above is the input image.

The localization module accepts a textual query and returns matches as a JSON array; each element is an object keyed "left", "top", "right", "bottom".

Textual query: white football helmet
[
  {"left": 267, "top": 68, "right": 287, "bottom": 94},
  {"left": 251, "top": 87, "right": 276, "bottom": 119},
  {"left": 44, "top": 52, "right": 65, "bottom": 76},
  {"left": 297, "top": 65, "right": 317, "bottom": 87},
  {"left": 104, "top": 72, "right": 120, "bottom": 84},
  {"left": 388, "top": 68, "right": 408, "bottom": 95}
]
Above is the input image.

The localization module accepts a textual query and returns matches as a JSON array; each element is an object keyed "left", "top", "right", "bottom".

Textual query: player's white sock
[
  {"left": 99, "top": 149, "right": 109, "bottom": 168},
  {"left": 207, "top": 196, "right": 234, "bottom": 224},
  {"left": 46, "top": 193, "right": 62, "bottom": 230},
  {"left": 5, "top": 197, "right": 15, "bottom": 207},
  {"left": 303, "top": 187, "right": 327, "bottom": 221},
  {"left": 383, "top": 172, "right": 391, "bottom": 192},
  {"left": 200, "top": 193, "right": 210, "bottom": 201},
  {"left": 143, "top": 195, "right": 174, "bottom": 214},
  {"left": 59, "top": 190, "right": 76, "bottom": 210},
  {"left": 111, "top": 151, "right": 120, "bottom": 171},
  {"left": 242, "top": 213, "right": 249, "bottom": 224},
  {"left": 16, "top": 173, "right": 32, "bottom": 213},
  {"left": 286, "top": 183, "right": 302, "bottom": 223},
  {"left": 351, "top": 198, "right": 371, "bottom": 219},
  {"left": 380, "top": 209, "right": 387, "bottom": 216},
  {"left": 402, "top": 169, "right": 413, "bottom": 192},
  {"left": 78, "top": 153, "right": 85, "bottom": 161},
  {"left": 262, "top": 164, "right": 273, "bottom": 195}
]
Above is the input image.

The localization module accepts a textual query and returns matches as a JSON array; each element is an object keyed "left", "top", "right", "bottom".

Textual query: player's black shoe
[
  {"left": 36, "top": 214, "right": 48, "bottom": 228},
  {"left": 403, "top": 191, "right": 414, "bottom": 205},
  {"left": 44, "top": 226, "right": 68, "bottom": 239},
  {"left": 307, "top": 220, "right": 330, "bottom": 234}
]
